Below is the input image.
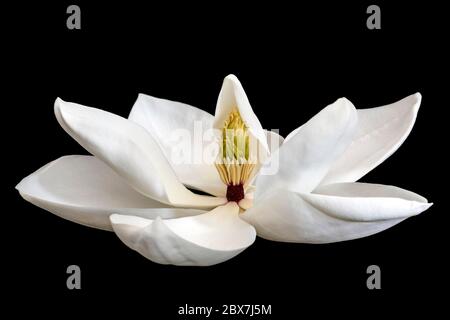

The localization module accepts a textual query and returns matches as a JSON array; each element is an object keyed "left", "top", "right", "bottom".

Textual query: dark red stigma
[{"left": 226, "top": 184, "right": 245, "bottom": 202}]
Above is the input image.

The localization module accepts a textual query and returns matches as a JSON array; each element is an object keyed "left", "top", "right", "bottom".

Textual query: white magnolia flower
[{"left": 16, "top": 75, "right": 432, "bottom": 266}]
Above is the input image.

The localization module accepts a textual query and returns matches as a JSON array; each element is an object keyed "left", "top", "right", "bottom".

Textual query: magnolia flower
[{"left": 16, "top": 75, "right": 432, "bottom": 266}]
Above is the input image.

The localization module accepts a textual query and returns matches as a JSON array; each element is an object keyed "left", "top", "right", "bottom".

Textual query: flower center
[
  {"left": 226, "top": 184, "right": 245, "bottom": 202},
  {"left": 215, "top": 108, "right": 256, "bottom": 203}
]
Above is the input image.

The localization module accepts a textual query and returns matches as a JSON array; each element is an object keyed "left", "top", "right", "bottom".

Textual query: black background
[{"left": 4, "top": 1, "right": 448, "bottom": 317}]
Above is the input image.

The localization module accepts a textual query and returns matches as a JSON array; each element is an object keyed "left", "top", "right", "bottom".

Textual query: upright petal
[
  {"left": 214, "top": 75, "right": 269, "bottom": 156},
  {"left": 54, "top": 98, "right": 226, "bottom": 208},
  {"left": 241, "top": 182, "right": 431, "bottom": 243},
  {"left": 129, "top": 94, "right": 225, "bottom": 196},
  {"left": 16, "top": 156, "right": 205, "bottom": 230},
  {"left": 255, "top": 98, "right": 358, "bottom": 199},
  {"left": 110, "top": 202, "right": 256, "bottom": 266},
  {"left": 320, "top": 93, "right": 422, "bottom": 185}
]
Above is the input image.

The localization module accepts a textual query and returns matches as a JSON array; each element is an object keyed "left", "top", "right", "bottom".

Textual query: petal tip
[
  {"left": 423, "top": 201, "right": 433, "bottom": 210},
  {"left": 54, "top": 97, "right": 64, "bottom": 105},
  {"left": 54, "top": 97, "right": 71, "bottom": 115},
  {"left": 412, "top": 92, "right": 422, "bottom": 111},
  {"left": 15, "top": 187, "right": 27, "bottom": 201},
  {"left": 136, "top": 93, "right": 150, "bottom": 101},
  {"left": 410, "top": 201, "right": 433, "bottom": 216},
  {"left": 338, "top": 97, "right": 356, "bottom": 109},
  {"left": 15, "top": 179, "right": 23, "bottom": 192},
  {"left": 15, "top": 181, "right": 30, "bottom": 201},
  {"left": 224, "top": 74, "right": 239, "bottom": 82},
  {"left": 330, "top": 97, "right": 357, "bottom": 125},
  {"left": 54, "top": 97, "right": 70, "bottom": 120},
  {"left": 54, "top": 97, "right": 63, "bottom": 112},
  {"left": 400, "top": 92, "right": 422, "bottom": 113}
]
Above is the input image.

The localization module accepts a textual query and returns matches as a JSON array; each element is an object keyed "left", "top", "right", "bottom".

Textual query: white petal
[
  {"left": 16, "top": 155, "right": 205, "bottom": 230},
  {"left": 110, "top": 202, "right": 256, "bottom": 266},
  {"left": 242, "top": 182, "right": 431, "bottom": 243},
  {"left": 128, "top": 94, "right": 225, "bottom": 196},
  {"left": 255, "top": 98, "right": 357, "bottom": 199},
  {"left": 214, "top": 75, "right": 269, "bottom": 155},
  {"left": 265, "top": 130, "right": 284, "bottom": 154},
  {"left": 320, "top": 93, "right": 422, "bottom": 185},
  {"left": 238, "top": 198, "right": 253, "bottom": 210},
  {"left": 54, "top": 98, "right": 226, "bottom": 208}
]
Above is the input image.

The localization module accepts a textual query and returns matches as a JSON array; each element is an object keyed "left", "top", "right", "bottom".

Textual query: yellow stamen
[{"left": 215, "top": 109, "right": 256, "bottom": 188}]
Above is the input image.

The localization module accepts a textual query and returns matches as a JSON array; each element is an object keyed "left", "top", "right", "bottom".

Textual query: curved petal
[
  {"left": 242, "top": 182, "right": 431, "bottom": 243},
  {"left": 255, "top": 98, "right": 357, "bottom": 199},
  {"left": 128, "top": 94, "right": 225, "bottom": 196},
  {"left": 110, "top": 202, "right": 256, "bottom": 266},
  {"left": 16, "top": 155, "right": 205, "bottom": 230},
  {"left": 214, "top": 75, "right": 269, "bottom": 156},
  {"left": 320, "top": 93, "right": 422, "bottom": 185},
  {"left": 54, "top": 98, "right": 226, "bottom": 208}
]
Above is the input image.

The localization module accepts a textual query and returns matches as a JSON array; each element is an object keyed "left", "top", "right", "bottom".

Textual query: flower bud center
[{"left": 215, "top": 108, "right": 256, "bottom": 200}]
